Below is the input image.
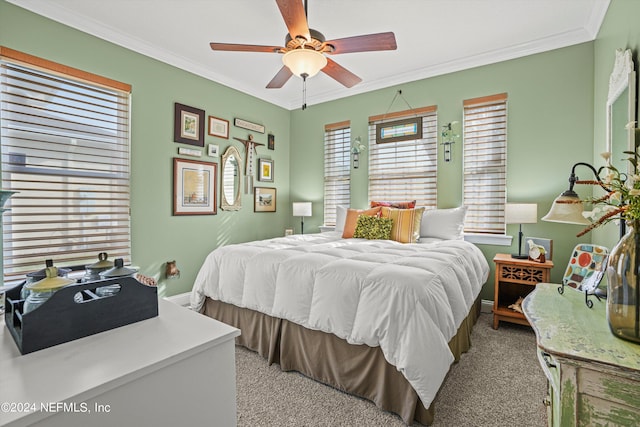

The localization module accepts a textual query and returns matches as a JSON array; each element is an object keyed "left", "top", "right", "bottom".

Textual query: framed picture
[
  {"left": 177, "top": 147, "right": 202, "bottom": 157},
  {"left": 268, "top": 133, "right": 275, "bottom": 150},
  {"left": 174, "top": 103, "right": 205, "bottom": 146},
  {"left": 258, "top": 158, "right": 274, "bottom": 182},
  {"left": 525, "top": 237, "right": 553, "bottom": 260},
  {"left": 208, "top": 116, "right": 229, "bottom": 139},
  {"left": 376, "top": 117, "right": 423, "bottom": 144},
  {"left": 173, "top": 158, "right": 217, "bottom": 215},
  {"left": 254, "top": 187, "right": 276, "bottom": 212},
  {"left": 208, "top": 144, "right": 219, "bottom": 157},
  {"left": 234, "top": 117, "right": 265, "bottom": 134}
]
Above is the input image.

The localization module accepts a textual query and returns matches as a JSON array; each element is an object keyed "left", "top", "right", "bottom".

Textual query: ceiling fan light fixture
[{"left": 282, "top": 49, "right": 327, "bottom": 78}]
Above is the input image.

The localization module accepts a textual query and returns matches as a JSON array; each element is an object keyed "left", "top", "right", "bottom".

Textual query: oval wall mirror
[
  {"left": 606, "top": 48, "right": 636, "bottom": 175},
  {"left": 221, "top": 145, "right": 242, "bottom": 211}
]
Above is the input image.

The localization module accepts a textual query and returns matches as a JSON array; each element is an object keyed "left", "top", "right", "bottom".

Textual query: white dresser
[{"left": 0, "top": 299, "right": 240, "bottom": 427}]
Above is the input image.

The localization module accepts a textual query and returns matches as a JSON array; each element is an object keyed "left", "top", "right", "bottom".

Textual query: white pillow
[
  {"left": 420, "top": 206, "right": 468, "bottom": 240},
  {"left": 335, "top": 205, "right": 348, "bottom": 233}
]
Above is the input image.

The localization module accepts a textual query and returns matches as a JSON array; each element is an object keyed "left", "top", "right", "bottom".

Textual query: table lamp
[
  {"left": 293, "top": 202, "right": 312, "bottom": 235},
  {"left": 505, "top": 203, "right": 538, "bottom": 259}
]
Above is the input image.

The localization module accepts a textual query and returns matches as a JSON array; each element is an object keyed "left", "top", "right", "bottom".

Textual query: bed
[{"left": 190, "top": 221, "right": 489, "bottom": 425}]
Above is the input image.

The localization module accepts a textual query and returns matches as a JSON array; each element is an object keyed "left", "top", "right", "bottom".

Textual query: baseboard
[
  {"left": 163, "top": 291, "right": 191, "bottom": 308},
  {"left": 481, "top": 299, "right": 493, "bottom": 314}
]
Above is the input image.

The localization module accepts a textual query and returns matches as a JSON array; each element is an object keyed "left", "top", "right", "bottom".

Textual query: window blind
[
  {"left": 0, "top": 48, "right": 132, "bottom": 285},
  {"left": 323, "top": 121, "right": 351, "bottom": 226},
  {"left": 463, "top": 93, "right": 507, "bottom": 234},
  {"left": 368, "top": 107, "right": 437, "bottom": 208}
]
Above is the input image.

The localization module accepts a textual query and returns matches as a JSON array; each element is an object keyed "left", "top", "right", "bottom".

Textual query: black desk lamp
[
  {"left": 293, "top": 202, "right": 312, "bottom": 235},
  {"left": 505, "top": 203, "right": 538, "bottom": 259}
]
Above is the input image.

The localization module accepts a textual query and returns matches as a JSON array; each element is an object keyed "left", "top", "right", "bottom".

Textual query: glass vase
[{"left": 606, "top": 221, "right": 640, "bottom": 343}]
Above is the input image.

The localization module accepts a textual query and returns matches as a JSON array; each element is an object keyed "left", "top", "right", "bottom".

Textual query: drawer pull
[{"left": 541, "top": 352, "right": 557, "bottom": 369}]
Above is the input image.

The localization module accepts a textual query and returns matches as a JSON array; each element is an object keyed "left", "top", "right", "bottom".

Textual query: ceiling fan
[{"left": 209, "top": 0, "right": 397, "bottom": 90}]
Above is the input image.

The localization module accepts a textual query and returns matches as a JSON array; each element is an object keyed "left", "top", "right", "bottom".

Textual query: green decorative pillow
[{"left": 353, "top": 215, "right": 393, "bottom": 240}]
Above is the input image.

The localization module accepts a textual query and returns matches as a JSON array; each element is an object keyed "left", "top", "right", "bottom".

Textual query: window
[
  {"left": 368, "top": 107, "right": 438, "bottom": 208},
  {"left": 323, "top": 120, "right": 351, "bottom": 226},
  {"left": 463, "top": 93, "right": 507, "bottom": 234},
  {"left": 0, "top": 47, "right": 132, "bottom": 285}
]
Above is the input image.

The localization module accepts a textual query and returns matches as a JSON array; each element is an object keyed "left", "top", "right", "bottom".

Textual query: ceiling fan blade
[
  {"left": 276, "top": 0, "right": 310, "bottom": 41},
  {"left": 322, "top": 58, "right": 362, "bottom": 88},
  {"left": 266, "top": 66, "right": 294, "bottom": 88},
  {"left": 325, "top": 32, "right": 397, "bottom": 55},
  {"left": 210, "top": 42, "right": 283, "bottom": 53}
]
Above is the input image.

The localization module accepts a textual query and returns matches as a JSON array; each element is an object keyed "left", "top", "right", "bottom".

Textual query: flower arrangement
[{"left": 578, "top": 125, "right": 640, "bottom": 237}]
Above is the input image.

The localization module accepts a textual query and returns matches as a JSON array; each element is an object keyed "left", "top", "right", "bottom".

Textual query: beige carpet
[{"left": 235, "top": 313, "right": 547, "bottom": 426}]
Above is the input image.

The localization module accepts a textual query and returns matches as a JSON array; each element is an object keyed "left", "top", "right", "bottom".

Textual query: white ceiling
[{"left": 8, "top": 0, "right": 610, "bottom": 110}]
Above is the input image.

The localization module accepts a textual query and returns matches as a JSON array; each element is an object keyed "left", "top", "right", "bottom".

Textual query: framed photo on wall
[
  {"left": 258, "top": 158, "right": 274, "bottom": 182},
  {"left": 174, "top": 103, "right": 205, "bottom": 146},
  {"left": 208, "top": 144, "right": 219, "bottom": 157},
  {"left": 254, "top": 187, "right": 276, "bottom": 212},
  {"left": 208, "top": 116, "right": 229, "bottom": 139},
  {"left": 173, "top": 158, "right": 217, "bottom": 215}
]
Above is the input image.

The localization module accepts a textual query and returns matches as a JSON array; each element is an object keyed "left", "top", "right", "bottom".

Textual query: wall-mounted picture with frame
[
  {"left": 254, "top": 187, "right": 276, "bottom": 212},
  {"left": 208, "top": 144, "right": 219, "bottom": 157},
  {"left": 258, "top": 158, "right": 274, "bottom": 182},
  {"left": 174, "top": 103, "right": 205, "bottom": 146},
  {"left": 208, "top": 116, "right": 229, "bottom": 139},
  {"left": 173, "top": 158, "right": 217, "bottom": 215}
]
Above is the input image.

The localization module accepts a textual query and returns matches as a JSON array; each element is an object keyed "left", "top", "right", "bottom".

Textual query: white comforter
[{"left": 191, "top": 232, "right": 489, "bottom": 408}]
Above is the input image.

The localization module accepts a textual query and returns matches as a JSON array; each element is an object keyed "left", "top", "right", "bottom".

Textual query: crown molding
[
  {"left": 8, "top": 0, "right": 609, "bottom": 111},
  {"left": 300, "top": 26, "right": 599, "bottom": 110}
]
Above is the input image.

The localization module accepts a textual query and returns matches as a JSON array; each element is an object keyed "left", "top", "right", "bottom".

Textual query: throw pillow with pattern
[{"left": 353, "top": 215, "right": 393, "bottom": 240}]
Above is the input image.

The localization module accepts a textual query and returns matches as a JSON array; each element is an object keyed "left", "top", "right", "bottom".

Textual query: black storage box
[{"left": 4, "top": 276, "right": 158, "bottom": 355}]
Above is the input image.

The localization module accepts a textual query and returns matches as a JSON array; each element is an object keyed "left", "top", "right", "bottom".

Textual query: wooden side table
[{"left": 493, "top": 253, "right": 553, "bottom": 329}]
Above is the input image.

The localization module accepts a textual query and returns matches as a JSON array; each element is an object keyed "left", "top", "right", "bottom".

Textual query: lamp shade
[
  {"left": 541, "top": 194, "right": 591, "bottom": 225},
  {"left": 293, "top": 202, "right": 312, "bottom": 217},
  {"left": 282, "top": 49, "right": 327, "bottom": 78},
  {"left": 505, "top": 203, "right": 538, "bottom": 224}
]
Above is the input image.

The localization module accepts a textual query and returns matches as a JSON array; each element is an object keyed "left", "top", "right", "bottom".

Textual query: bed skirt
[{"left": 202, "top": 297, "right": 480, "bottom": 425}]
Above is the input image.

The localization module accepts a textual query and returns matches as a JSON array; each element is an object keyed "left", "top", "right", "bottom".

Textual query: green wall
[
  {"left": 290, "top": 44, "right": 595, "bottom": 301},
  {"left": 4, "top": 1, "right": 638, "bottom": 302},
  {"left": 0, "top": 1, "right": 291, "bottom": 297},
  {"left": 592, "top": 0, "right": 640, "bottom": 251}
]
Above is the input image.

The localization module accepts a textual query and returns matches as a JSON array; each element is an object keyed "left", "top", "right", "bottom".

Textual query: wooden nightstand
[{"left": 492, "top": 253, "right": 553, "bottom": 329}]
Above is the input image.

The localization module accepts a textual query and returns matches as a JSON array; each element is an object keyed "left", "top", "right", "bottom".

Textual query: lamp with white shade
[
  {"left": 541, "top": 161, "right": 624, "bottom": 237},
  {"left": 505, "top": 203, "right": 538, "bottom": 259},
  {"left": 293, "top": 202, "right": 312, "bottom": 235}
]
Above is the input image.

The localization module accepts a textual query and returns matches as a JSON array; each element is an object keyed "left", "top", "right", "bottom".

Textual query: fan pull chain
[{"left": 301, "top": 72, "right": 309, "bottom": 110}]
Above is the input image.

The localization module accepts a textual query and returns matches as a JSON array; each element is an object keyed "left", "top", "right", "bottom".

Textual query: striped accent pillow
[{"left": 381, "top": 207, "right": 425, "bottom": 243}]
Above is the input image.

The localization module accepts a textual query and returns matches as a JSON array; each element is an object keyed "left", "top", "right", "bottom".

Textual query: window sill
[
  {"left": 464, "top": 233, "right": 513, "bottom": 246},
  {"left": 319, "top": 225, "right": 335, "bottom": 233}
]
